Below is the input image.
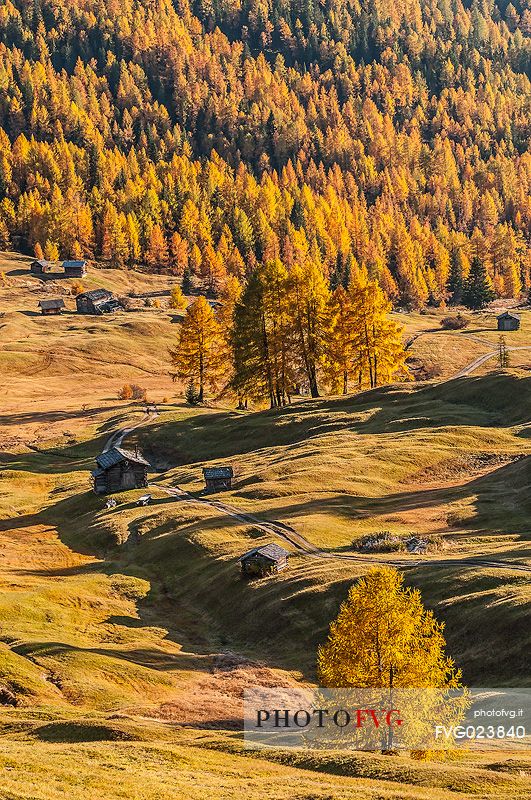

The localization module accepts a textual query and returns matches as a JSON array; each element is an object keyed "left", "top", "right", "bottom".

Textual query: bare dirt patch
[
  {"left": 141, "top": 651, "right": 304, "bottom": 729},
  {"left": 405, "top": 453, "right": 525, "bottom": 488}
]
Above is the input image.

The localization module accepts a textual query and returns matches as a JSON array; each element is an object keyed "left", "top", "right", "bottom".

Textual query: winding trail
[
  {"left": 107, "top": 356, "right": 531, "bottom": 573},
  {"left": 153, "top": 484, "right": 531, "bottom": 573},
  {"left": 450, "top": 346, "right": 531, "bottom": 379},
  {"left": 103, "top": 409, "right": 158, "bottom": 452},
  {"left": 406, "top": 328, "right": 531, "bottom": 381}
]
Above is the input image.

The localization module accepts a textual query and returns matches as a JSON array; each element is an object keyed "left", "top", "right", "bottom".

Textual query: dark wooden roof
[
  {"left": 32, "top": 259, "right": 54, "bottom": 268},
  {"left": 63, "top": 260, "right": 87, "bottom": 268},
  {"left": 497, "top": 311, "right": 520, "bottom": 320},
  {"left": 203, "top": 466, "right": 234, "bottom": 479},
  {"left": 95, "top": 447, "right": 151, "bottom": 470},
  {"left": 239, "top": 543, "right": 290, "bottom": 564},
  {"left": 38, "top": 298, "right": 65, "bottom": 310},
  {"left": 77, "top": 288, "right": 113, "bottom": 302}
]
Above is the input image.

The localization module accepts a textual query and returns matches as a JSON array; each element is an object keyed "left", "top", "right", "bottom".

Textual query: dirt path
[
  {"left": 450, "top": 346, "right": 531, "bottom": 379},
  {"left": 153, "top": 484, "right": 531, "bottom": 573},
  {"left": 103, "top": 410, "right": 158, "bottom": 452},
  {"left": 406, "top": 328, "right": 531, "bottom": 381}
]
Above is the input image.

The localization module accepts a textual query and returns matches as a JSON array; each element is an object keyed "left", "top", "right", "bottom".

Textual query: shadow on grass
[{"left": 139, "top": 374, "right": 531, "bottom": 470}]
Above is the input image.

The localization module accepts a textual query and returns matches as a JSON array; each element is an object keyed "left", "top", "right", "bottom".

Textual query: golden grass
[{"left": 0, "top": 252, "right": 530, "bottom": 798}]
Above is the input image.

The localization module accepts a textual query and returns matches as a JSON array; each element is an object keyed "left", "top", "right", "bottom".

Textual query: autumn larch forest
[{"left": 0, "top": 0, "right": 530, "bottom": 403}]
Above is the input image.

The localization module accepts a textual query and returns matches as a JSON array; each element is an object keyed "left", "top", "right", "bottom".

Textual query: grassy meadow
[{"left": 0, "top": 252, "right": 530, "bottom": 798}]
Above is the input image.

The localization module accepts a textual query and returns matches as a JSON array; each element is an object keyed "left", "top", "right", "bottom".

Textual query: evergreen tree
[
  {"left": 462, "top": 256, "right": 495, "bottom": 310},
  {"left": 447, "top": 249, "right": 469, "bottom": 305},
  {"left": 182, "top": 265, "right": 193, "bottom": 295}
]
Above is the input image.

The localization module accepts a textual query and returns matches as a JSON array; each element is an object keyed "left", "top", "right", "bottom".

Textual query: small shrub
[
  {"left": 70, "top": 280, "right": 84, "bottom": 296},
  {"left": 440, "top": 313, "right": 469, "bottom": 330},
  {"left": 421, "top": 361, "right": 443, "bottom": 380},
  {"left": 353, "top": 532, "right": 445, "bottom": 554},
  {"left": 185, "top": 379, "right": 201, "bottom": 405},
  {"left": 130, "top": 384, "right": 147, "bottom": 401},
  {"left": 118, "top": 383, "right": 133, "bottom": 400},
  {"left": 354, "top": 532, "right": 405, "bottom": 553}
]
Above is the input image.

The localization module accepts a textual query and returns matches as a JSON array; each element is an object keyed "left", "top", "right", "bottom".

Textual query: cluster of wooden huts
[
  {"left": 31, "top": 259, "right": 87, "bottom": 278},
  {"left": 92, "top": 450, "right": 289, "bottom": 576},
  {"left": 37, "top": 287, "right": 123, "bottom": 316},
  {"left": 32, "top": 258, "right": 122, "bottom": 317}
]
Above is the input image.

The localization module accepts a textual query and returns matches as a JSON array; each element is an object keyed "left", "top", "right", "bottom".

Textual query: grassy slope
[{"left": 1, "top": 252, "right": 530, "bottom": 798}]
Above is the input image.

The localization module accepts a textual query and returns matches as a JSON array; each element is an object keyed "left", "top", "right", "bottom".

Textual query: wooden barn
[
  {"left": 76, "top": 288, "right": 122, "bottom": 315},
  {"left": 203, "top": 466, "right": 233, "bottom": 492},
  {"left": 497, "top": 311, "right": 521, "bottom": 332},
  {"left": 63, "top": 260, "right": 87, "bottom": 278},
  {"left": 38, "top": 298, "right": 65, "bottom": 316},
  {"left": 239, "top": 544, "right": 289, "bottom": 578},
  {"left": 30, "top": 259, "right": 54, "bottom": 275},
  {"left": 92, "top": 447, "right": 151, "bottom": 495}
]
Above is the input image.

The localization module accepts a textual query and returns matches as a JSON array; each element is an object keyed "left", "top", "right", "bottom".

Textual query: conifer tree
[
  {"left": 170, "top": 296, "right": 226, "bottom": 402},
  {"left": 290, "top": 248, "right": 331, "bottom": 398},
  {"left": 447, "top": 249, "right": 469, "bottom": 305},
  {"left": 44, "top": 240, "right": 59, "bottom": 260},
  {"left": 318, "top": 567, "right": 461, "bottom": 689},
  {"left": 462, "top": 256, "right": 495, "bottom": 310},
  {"left": 325, "top": 286, "right": 355, "bottom": 394},
  {"left": 169, "top": 284, "right": 186, "bottom": 310},
  {"left": 182, "top": 265, "right": 193, "bottom": 295},
  {"left": 350, "top": 277, "right": 409, "bottom": 388},
  {"left": 317, "top": 568, "right": 462, "bottom": 750},
  {"left": 146, "top": 224, "right": 169, "bottom": 269},
  {"left": 232, "top": 260, "right": 293, "bottom": 407}
]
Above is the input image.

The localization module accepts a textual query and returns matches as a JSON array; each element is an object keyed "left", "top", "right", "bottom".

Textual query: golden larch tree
[
  {"left": 317, "top": 567, "right": 464, "bottom": 753},
  {"left": 317, "top": 567, "right": 461, "bottom": 690},
  {"left": 350, "top": 277, "right": 409, "bottom": 388},
  {"left": 169, "top": 284, "right": 186, "bottom": 310},
  {"left": 170, "top": 296, "right": 227, "bottom": 402}
]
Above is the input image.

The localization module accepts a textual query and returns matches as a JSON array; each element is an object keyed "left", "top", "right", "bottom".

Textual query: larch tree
[
  {"left": 44, "top": 240, "right": 59, "bottom": 260},
  {"left": 169, "top": 231, "right": 189, "bottom": 276},
  {"left": 231, "top": 259, "right": 293, "bottom": 408},
  {"left": 169, "top": 284, "right": 186, "bottom": 310},
  {"left": 289, "top": 240, "right": 331, "bottom": 398},
  {"left": 317, "top": 568, "right": 463, "bottom": 752},
  {"left": 146, "top": 224, "right": 169, "bottom": 269},
  {"left": 170, "top": 296, "right": 226, "bottom": 402},
  {"left": 318, "top": 567, "right": 461, "bottom": 690},
  {"left": 349, "top": 277, "right": 409, "bottom": 388},
  {"left": 325, "top": 286, "right": 356, "bottom": 394}
]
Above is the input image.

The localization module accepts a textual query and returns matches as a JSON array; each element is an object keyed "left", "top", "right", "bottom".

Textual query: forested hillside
[{"left": 0, "top": 0, "right": 529, "bottom": 306}]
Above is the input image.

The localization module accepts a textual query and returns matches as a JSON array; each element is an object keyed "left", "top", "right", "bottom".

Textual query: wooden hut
[
  {"left": 63, "top": 260, "right": 87, "bottom": 278},
  {"left": 239, "top": 544, "right": 289, "bottom": 577},
  {"left": 76, "top": 288, "right": 121, "bottom": 315},
  {"left": 203, "top": 466, "right": 233, "bottom": 492},
  {"left": 92, "top": 447, "right": 151, "bottom": 495},
  {"left": 38, "top": 298, "right": 65, "bottom": 316},
  {"left": 497, "top": 311, "right": 521, "bottom": 332},
  {"left": 30, "top": 259, "right": 54, "bottom": 275}
]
